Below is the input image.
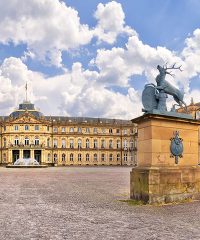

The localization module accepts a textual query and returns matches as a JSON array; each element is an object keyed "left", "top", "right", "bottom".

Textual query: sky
[{"left": 0, "top": 0, "right": 200, "bottom": 119}]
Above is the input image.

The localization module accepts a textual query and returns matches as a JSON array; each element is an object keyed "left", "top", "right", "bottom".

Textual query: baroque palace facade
[{"left": 0, "top": 101, "right": 137, "bottom": 166}]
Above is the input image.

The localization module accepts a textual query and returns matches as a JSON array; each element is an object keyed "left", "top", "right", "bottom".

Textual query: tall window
[
  {"left": 78, "top": 153, "right": 82, "bottom": 162},
  {"left": 101, "top": 139, "right": 105, "bottom": 149},
  {"left": 124, "top": 139, "right": 128, "bottom": 150},
  {"left": 86, "top": 128, "right": 90, "bottom": 133},
  {"left": 78, "top": 127, "right": 82, "bottom": 133},
  {"left": 70, "top": 153, "right": 74, "bottom": 161},
  {"left": 78, "top": 139, "right": 82, "bottom": 149},
  {"left": 53, "top": 127, "right": 58, "bottom": 132},
  {"left": 70, "top": 139, "right": 74, "bottom": 149},
  {"left": 62, "top": 139, "right": 66, "bottom": 148},
  {"left": 102, "top": 128, "right": 106, "bottom": 134},
  {"left": 86, "top": 153, "right": 90, "bottom": 161},
  {"left": 94, "top": 153, "right": 98, "bottom": 162},
  {"left": 61, "top": 127, "right": 65, "bottom": 133},
  {"left": 47, "top": 138, "right": 50, "bottom": 147},
  {"left": 3, "top": 138, "right": 6, "bottom": 147},
  {"left": 109, "top": 140, "right": 113, "bottom": 149},
  {"left": 35, "top": 137, "right": 39, "bottom": 145},
  {"left": 53, "top": 139, "right": 58, "bottom": 148},
  {"left": 14, "top": 125, "right": 19, "bottom": 131},
  {"left": 117, "top": 153, "right": 120, "bottom": 161},
  {"left": 14, "top": 137, "right": 19, "bottom": 146},
  {"left": 62, "top": 153, "right": 66, "bottom": 162},
  {"left": 3, "top": 126, "right": 6, "bottom": 131},
  {"left": 47, "top": 126, "right": 50, "bottom": 131},
  {"left": 86, "top": 139, "right": 90, "bottom": 149},
  {"left": 117, "top": 140, "right": 120, "bottom": 149},
  {"left": 54, "top": 154, "right": 58, "bottom": 163},
  {"left": 35, "top": 125, "right": 39, "bottom": 131},
  {"left": 70, "top": 127, "right": 74, "bottom": 133},
  {"left": 93, "top": 128, "right": 97, "bottom": 133},
  {"left": 130, "top": 140, "right": 134, "bottom": 149},
  {"left": 47, "top": 153, "right": 51, "bottom": 162},
  {"left": 109, "top": 153, "right": 113, "bottom": 161},
  {"left": 25, "top": 137, "right": 29, "bottom": 145},
  {"left": 94, "top": 139, "right": 98, "bottom": 149},
  {"left": 109, "top": 128, "right": 113, "bottom": 134},
  {"left": 24, "top": 125, "right": 29, "bottom": 131},
  {"left": 124, "top": 129, "right": 127, "bottom": 135},
  {"left": 116, "top": 129, "right": 120, "bottom": 134},
  {"left": 124, "top": 153, "right": 128, "bottom": 162},
  {"left": 101, "top": 153, "right": 105, "bottom": 161},
  {"left": 3, "top": 153, "right": 6, "bottom": 162}
]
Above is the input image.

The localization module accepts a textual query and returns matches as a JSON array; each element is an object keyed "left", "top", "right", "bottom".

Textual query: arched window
[
  {"left": 123, "top": 139, "right": 128, "bottom": 150},
  {"left": 53, "top": 153, "right": 58, "bottom": 163},
  {"left": 78, "top": 153, "right": 81, "bottom": 161},
  {"left": 124, "top": 153, "right": 128, "bottom": 162},
  {"left": 14, "top": 137, "right": 19, "bottom": 146},
  {"left": 53, "top": 139, "right": 58, "bottom": 148},
  {"left": 62, "top": 139, "right": 66, "bottom": 148},
  {"left": 117, "top": 154, "right": 120, "bottom": 161},
  {"left": 25, "top": 137, "right": 29, "bottom": 145},
  {"left": 130, "top": 139, "right": 134, "bottom": 149},
  {"left": 101, "top": 139, "right": 105, "bottom": 149},
  {"left": 78, "top": 139, "right": 82, "bottom": 149},
  {"left": 94, "top": 153, "right": 98, "bottom": 161},
  {"left": 86, "top": 139, "right": 90, "bottom": 149},
  {"left": 70, "top": 153, "right": 74, "bottom": 161},
  {"left": 101, "top": 153, "right": 105, "bottom": 161},
  {"left": 3, "top": 138, "right": 6, "bottom": 147},
  {"left": 62, "top": 153, "right": 66, "bottom": 162},
  {"left": 117, "top": 140, "right": 120, "bottom": 149},
  {"left": 47, "top": 153, "right": 51, "bottom": 162},
  {"left": 3, "top": 153, "right": 6, "bottom": 162},
  {"left": 86, "top": 153, "right": 89, "bottom": 161},
  {"left": 47, "top": 138, "right": 50, "bottom": 147},
  {"left": 70, "top": 139, "right": 74, "bottom": 149},
  {"left": 35, "top": 136, "right": 39, "bottom": 145},
  {"left": 109, "top": 153, "right": 113, "bottom": 161},
  {"left": 94, "top": 139, "right": 98, "bottom": 149},
  {"left": 109, "top": 140, "right": 113, "bottom": 149}
]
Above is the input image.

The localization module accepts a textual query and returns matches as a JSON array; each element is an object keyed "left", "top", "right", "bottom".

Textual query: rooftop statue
[{"left": 142, "top": 63, "right": 188, "bottom": 114}]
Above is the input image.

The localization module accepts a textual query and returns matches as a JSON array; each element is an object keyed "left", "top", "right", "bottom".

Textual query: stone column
[
  {"left": 30, "top": 150, "right": 34, "bottom": 159},
  {"left": 19, "top": 149, "right": 23, "bottom": 159}
]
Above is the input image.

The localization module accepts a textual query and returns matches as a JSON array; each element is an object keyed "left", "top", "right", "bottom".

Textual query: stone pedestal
[{"left": 130, "top": 113, "right": 200, "bottom": 204}]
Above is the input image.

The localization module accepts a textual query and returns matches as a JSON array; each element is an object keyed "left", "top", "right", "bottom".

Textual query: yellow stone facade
[{"left": 0, "top": 101, "right": 137, "bottom": 166}]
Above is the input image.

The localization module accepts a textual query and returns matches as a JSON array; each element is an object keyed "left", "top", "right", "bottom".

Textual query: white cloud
[
  {"left": 0, "top": 0, "right": 92, "bottom": 67},
  {"left": 94, "top": 1, "right": 135, "bottom": 44},
  {"left": 0, "top": 57, "right": 141, "bottom": 119}
]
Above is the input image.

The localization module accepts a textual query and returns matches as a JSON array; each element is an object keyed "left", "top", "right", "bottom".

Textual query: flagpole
[{"left": 25, "top": 82, "right": 28, "bottom": 102}]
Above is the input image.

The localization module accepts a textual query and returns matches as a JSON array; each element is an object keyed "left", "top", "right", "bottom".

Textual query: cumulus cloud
[
  {"left": 0, "top": 57, "right": 140, "bottom": 119},
  {"left": 0, "top": 0, "right": 92, "bottom": 67},
  {"left": 94, "top": 1, "right": 135, "bottom": 44}
]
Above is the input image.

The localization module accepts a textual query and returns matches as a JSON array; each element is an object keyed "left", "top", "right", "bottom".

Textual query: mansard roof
[{"left": 9, "top": 101, "right": 43, "bottom": 119}]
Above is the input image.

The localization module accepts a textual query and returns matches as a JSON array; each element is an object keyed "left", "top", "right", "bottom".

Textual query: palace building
[{"left": 0, "top": 100, "right": 137, "bottom": 166}]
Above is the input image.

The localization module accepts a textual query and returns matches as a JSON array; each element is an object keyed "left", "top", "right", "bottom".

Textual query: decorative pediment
[{"left": 6, "top": 112, "right": 49, "bottom": 124}]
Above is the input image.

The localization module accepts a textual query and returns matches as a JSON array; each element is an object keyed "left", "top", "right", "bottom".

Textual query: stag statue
[
  {"left": 142, "top": 63, "right": 187, "bottom": 113},
  {"left": 155, "top": 63, "right": 186, "bottom": 108}
]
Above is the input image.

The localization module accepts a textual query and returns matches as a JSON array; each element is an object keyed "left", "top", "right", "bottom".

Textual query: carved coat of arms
[{"left": 170, "top": 131, "right": 183, "bottom": 164}]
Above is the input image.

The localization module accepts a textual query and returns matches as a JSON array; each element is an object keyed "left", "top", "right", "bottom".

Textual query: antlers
[{"left": 162, "top": 63, "right": 183, "bottom": 77}]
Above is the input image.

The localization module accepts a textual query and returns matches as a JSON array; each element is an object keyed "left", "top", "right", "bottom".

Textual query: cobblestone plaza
[{"left": 0, "top": 167, "right": 200, "bottom": 240}]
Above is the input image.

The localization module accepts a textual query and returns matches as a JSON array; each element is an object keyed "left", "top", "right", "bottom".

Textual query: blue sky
[{"left": 0, "top": 0, "right": 199, "bottom": 118}]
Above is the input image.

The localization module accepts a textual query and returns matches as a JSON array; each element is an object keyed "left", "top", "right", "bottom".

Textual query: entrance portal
[
  {"left": 23, "top": 150, "right": 30, "bottom": 159},
  {"left": 34, "top": 150, "right": 41, "bottom": 163},
  {"left": 12, "top": 150, "right": 19, "bottom": 163}
]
